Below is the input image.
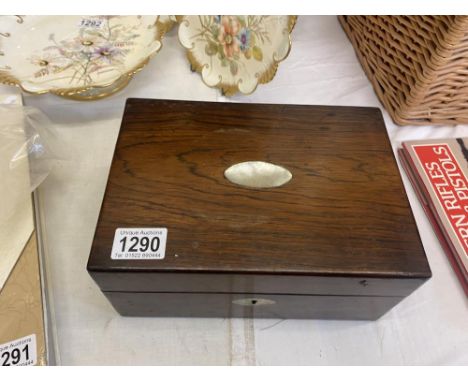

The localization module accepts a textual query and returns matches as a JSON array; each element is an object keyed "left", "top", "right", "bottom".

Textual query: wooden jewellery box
[{"left": 87, "top": 99, "right": 431, "bottom": 320}]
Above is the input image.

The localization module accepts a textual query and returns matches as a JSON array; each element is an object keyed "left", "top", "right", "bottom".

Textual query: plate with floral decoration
[
  {"left": 158, "top": 15, "right": 177, "bottom": 34},
  {"left": 178, "top": 15, "right": 297, "bottom": 96},
  {"left": 0, "top": 16, "right": 168, "bottom": 100}
]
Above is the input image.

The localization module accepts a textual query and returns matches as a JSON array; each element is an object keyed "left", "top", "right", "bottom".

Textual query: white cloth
[{"left": 2, "top": 16, "right": 467, "bottom": 365}]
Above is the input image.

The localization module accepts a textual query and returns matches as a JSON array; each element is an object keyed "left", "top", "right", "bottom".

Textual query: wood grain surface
[
  {"left": 104, "top": 291, "right": 403, "bottom": 320},
  {"left": 88, "top": 99, "right": 430, "bottom": 306}
]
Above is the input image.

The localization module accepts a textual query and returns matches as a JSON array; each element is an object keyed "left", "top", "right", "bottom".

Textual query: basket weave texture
[{"left": 339, "top": 15, "right": 468, "bottom": 126}]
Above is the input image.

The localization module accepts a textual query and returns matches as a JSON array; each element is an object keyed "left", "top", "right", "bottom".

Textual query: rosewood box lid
[{"left": 88, "top": 99, "right": 430, "bottom": 297}]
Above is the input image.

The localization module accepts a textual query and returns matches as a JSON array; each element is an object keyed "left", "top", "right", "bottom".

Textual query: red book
[{"left": 399, "top": 138, "right": 468, "bottom": 296}]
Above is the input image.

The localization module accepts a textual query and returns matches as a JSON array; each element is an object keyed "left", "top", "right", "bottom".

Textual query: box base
[{"left": 104, "top": 292, "right": 403, "bottom": 320}]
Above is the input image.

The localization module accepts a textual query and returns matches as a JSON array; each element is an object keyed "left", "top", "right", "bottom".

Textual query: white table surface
[{"left": 3, "top": 16, "right": 468, "bottom": 365}]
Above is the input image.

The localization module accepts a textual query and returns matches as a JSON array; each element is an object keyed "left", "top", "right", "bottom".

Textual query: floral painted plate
[
  {"left": 178, "top": 16, "right": 297, "bottom": 96},
  {"left": 158, "top": 15, "right": 177, "bottom": 34},
  {"left": 0, "top": 16, "right": 169, "bottom": 100}
]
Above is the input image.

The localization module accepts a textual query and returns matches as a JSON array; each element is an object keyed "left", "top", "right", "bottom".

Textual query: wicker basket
[{"left": 339, "top": 15, "right": 468, "bottom": 126}]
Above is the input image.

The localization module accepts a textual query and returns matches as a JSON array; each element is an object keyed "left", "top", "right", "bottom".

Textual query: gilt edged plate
[
  {"left": 178, "top": 15, "right": 297, "bottom": 96},
  {"left": 0, "top": 15, "right": 170, "bottom": 100}
]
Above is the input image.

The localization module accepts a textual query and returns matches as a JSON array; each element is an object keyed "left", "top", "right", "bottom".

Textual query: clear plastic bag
[{"left": 0, "top": 105, "right": 59, "bottom": 223}]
